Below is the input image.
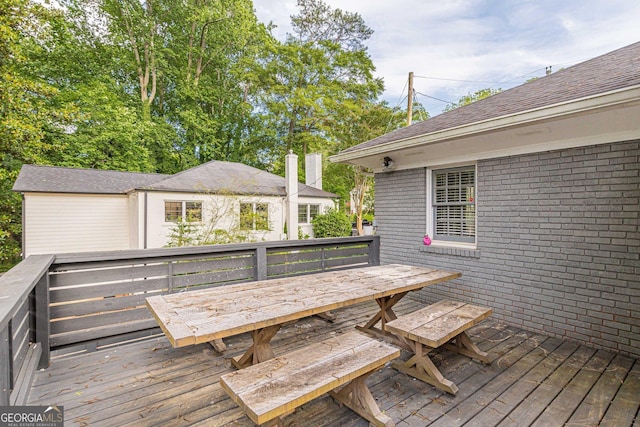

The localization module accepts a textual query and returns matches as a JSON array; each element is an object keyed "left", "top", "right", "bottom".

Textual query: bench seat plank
[
  {"left": 385, "top": 300, "right": 492, "bottom": 395},
  {"left": 220, "top": 331, "right": 399, "bottom": 426},
  {"left": 387, "top": 301, "right": 492, "bottom": 348}
]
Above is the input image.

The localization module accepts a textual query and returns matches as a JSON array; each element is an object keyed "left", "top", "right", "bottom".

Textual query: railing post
[
  {"left": 0, "top": 323, "right": 11, "bottom": 405},
  {"left": 255, "top": 246, "right": 267, "bottom": 281},
  {"left": 368, "top": 236, "right": 380, "bottom": 266},
  {"left": 168, "top": 261, "right": 174, "bottom": 292},
  {"left": 34, "top": 272, "right": 50, "bottom": 370}
]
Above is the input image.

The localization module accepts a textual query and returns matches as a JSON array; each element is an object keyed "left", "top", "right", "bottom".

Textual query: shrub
[{"left": 312, "top": 208, "right": 351, "bottom": 238}]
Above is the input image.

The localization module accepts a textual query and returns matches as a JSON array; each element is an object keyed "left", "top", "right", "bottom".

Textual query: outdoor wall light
[{"left": 382, "top": 156, "right": 395, "bottom": 171}]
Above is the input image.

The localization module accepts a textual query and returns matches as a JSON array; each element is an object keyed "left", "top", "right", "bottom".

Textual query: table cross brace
[
  {"left": 362, "top": 292, "right": 407, "bottom": 331},
  {"left": 231, "top": 325, "right": 282, "bottom": 369}
]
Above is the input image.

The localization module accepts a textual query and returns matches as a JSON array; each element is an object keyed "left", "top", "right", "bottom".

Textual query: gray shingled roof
[
  {"left": 342, "top": 41, "right": 640, "bottom": 154},
  {"left": 13, "top": 161, "right": 337, "bottom": 198},
  {"left": 12, "top": 165, "right": 169, "bottom": 194},
  {"left": 144, "top": 160, "right": 336, "bottom": 198}
]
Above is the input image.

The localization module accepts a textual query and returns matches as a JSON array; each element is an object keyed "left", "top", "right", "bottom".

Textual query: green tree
[
  {"left": 256, "top": 0, "right": 383, "bottom": 176},
  {"left": 0, "top": 0, "right": 73, "bottom": 270},
  {"left": 328, "top": 100, "right": 406, "bottom": 231},
  {"left": 443, "top": 88, "right": 502, "bottom": 112}
]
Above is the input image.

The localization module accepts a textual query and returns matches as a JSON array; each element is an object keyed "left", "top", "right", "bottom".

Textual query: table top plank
[
  {"left": 146, "top": 264, "right": 461, "bottom": 347},
  {"left": 145, "top": 295, "right": 197, "bottom": 347}
]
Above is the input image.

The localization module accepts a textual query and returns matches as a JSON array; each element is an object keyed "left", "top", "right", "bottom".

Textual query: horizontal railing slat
[
  {"left": 50, "top": 306, "right": 151, "bottom": 336},
  {"left": 49, "top": 277, "right": 169, "bottom": 304},
  {"left": 49, "top": 263, "right": 170, "bottom": 288},
  {"left": 171, "top": 254, "right": 254, "bottom": 275},
  {"left": 172, "top": 267, "right": 254, "bottom": 289},
  {"left": 51, "top": 293, "right": 154, "bottom": 319},
  {"left": 49, "top": 319, "right": 160, "bottom": 348}
]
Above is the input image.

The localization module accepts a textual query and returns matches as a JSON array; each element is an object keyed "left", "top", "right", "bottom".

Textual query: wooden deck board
[
  {"left": 599, "top": 358, "right": 640, "bottom": 427},
  {"left": 530, "top": 349, "right": 617, "bottom": 427},
  {"left": 26, "top": 298, "right": 638, "bottom": 426}
]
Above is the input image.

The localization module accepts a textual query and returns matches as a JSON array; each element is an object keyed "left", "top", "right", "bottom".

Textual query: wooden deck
[{"left": 27, "top": 299, "right": 639, "bottom": 426}]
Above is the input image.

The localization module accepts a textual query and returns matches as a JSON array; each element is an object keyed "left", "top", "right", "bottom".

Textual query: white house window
[
  {"left": 240, "top": 202, "right": 269, "bottom": 230},
  {"left": 432, "top": 166, "right": 476, "bottom": 243},
  {"left": 298, "top": 204, "right": 320, "bottom": 223},
  {"left": 164, "top": 201, "right": 202, "bottom": 222}
]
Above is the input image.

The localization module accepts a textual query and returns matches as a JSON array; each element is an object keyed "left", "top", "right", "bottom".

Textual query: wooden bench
[
  {"left": 385, "top": 300, "right": 492, "bottom": 395},
  {"left": 220, "top": 331, "right": 399, "bottom": 426}
]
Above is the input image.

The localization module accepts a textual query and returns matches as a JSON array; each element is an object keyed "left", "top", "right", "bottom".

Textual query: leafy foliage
[
  {"left": 311, "top": 208, "right": 351, "bottom": 238},
  {"left": 0, "top": 0, "right": 405, "bottom": 270},
  {"left": 443, "top": 88, "right": 502, "bottom": 112}
]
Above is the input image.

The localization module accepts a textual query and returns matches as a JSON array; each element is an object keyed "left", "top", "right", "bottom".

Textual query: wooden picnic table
[{"left": 146, "top": 263, "right": 461, "bottom": 368}]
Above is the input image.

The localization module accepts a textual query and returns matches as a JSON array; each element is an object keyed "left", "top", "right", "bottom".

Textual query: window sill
[{"left": 419, "top": 244, "right": 481, "bottom": 258}]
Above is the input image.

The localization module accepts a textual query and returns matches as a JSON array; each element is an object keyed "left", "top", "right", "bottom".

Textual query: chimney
[
  {"left": 305, "top": 153, "right": 322, "bottom": 190},
  {"left": 285, "top": 151, "right": 298, "bottom": 240}
]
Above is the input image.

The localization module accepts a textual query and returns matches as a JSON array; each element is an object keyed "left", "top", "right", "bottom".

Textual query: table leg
[
  {"left": 356, "top": 292, "right": 407, "bottom": 340},
  {"left": 231, "top": 324, "right": 282, "bottom": 369}
]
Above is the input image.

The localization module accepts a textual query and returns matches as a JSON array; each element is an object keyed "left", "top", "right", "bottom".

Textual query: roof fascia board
[
  {"left": 415, "top": 128, "right": 640, "bottom": 169},
  {"left": 330, "top": 85, "right": 640, "bottom": 163}
]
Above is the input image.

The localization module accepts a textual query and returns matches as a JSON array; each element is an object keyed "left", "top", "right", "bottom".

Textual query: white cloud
[{"left": 254, "top": 0, "right": 640, "bottom": 115}]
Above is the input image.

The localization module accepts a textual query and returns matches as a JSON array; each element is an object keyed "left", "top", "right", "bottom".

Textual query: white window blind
[{"left": 432, "top": 167, "right": 476, "bottom": 243}]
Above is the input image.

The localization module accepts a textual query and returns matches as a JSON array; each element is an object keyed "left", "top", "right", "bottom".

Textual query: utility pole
[{"left": 407, "top": 71, "right": 414, "bottom": 126}]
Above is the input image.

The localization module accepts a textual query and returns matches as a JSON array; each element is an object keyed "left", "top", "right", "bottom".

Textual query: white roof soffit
[{"left": 330, "top": 85, "right": 640, "bottom": 168}]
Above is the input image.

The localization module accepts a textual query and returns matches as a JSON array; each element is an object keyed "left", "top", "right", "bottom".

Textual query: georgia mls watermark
[{"left": 0, "top": 406, "right": 63, "bottom": 427}]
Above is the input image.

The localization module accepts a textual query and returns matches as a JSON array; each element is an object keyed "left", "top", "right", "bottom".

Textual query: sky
[{"left": 254, "top": 0, "right": 640, "bottom": 117}]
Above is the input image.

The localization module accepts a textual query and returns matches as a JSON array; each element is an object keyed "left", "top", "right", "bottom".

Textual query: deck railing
[{"left": 0, "top": 236, "right": 379, "bottom": 405}]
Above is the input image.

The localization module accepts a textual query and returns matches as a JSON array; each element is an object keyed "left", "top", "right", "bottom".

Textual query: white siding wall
[
  {"left": 145, "top": 192, "right": 286, "bottom": 248},
  {"left": 23, "top": 193, "right": 130, "bottom": 256},
  {"left": 298, "top": 197, "right": 336, "bottom": 238}
]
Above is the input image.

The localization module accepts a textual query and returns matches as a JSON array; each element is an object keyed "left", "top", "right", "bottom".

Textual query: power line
[
  {"left": 413, "top": 75, "right": 521, "bottom": 85},
  {"left": 414, "top": 91, "right": 454, "bottom": 105}
]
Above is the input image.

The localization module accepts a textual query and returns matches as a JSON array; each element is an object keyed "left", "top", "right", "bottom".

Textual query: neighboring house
[
  {"left": 13, "top": 153, "right": 336, "bottom": 257},
  {"left": 330, "top": 42, "right": 640, "bottom": 358}
]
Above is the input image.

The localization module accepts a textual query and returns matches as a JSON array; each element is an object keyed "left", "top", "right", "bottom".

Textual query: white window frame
[
  {"left": 298, "top": 203, "right": 321, "bottom": 224},
  {"left": 240, "top": 202, "right": 270, "bottom": 231},
  {"left": 164, "top": 200, "right": 203, "bottom": 223},
  {"left": 426, "top": 164, "right": 477, "bottom": 248}
]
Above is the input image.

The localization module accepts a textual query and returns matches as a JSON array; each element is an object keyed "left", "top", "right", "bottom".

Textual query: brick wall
[{"left": 375, "top": 140, "right": 640, "bottom": 358}]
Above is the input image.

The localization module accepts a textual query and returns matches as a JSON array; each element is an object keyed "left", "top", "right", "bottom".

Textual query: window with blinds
[{"left": 432, "top": 167, "right": 476, "bottom": 243}]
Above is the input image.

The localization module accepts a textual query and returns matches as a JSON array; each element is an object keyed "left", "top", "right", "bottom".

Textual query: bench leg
[
  {"left": 209, "top": 338, "right": 226, "bottom": 353},
  {"left": 392, "top": 342, "right": 458, "bottom": 395},
  {"left": 232, "top": 325, "right": 282, "bottom": 369},
  {"left": 329, "top": 370, "right": 395, "bottom": 427},
  {"left": 443, "top": 331, "right": 490, "bottom": 364},
  {"left": 315, "top": 310, "right": 336, "bottom": 322}
]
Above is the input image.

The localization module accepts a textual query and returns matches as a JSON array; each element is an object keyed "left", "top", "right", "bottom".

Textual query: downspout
[
  {"left": 144, "top": 191, "right": 148, "bottom": 249},
  {"left": 21, "top": 194, "right": 25, "bottom": 259},
  {"left": 285, "top": 151, "right": 299, "bottom": 240}
]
